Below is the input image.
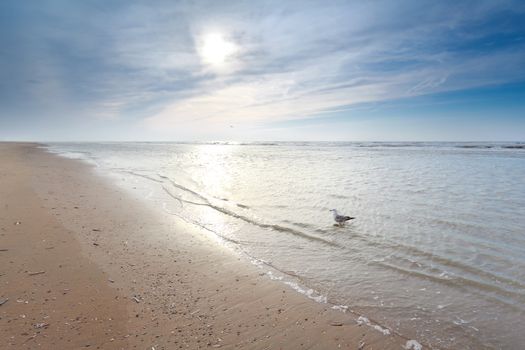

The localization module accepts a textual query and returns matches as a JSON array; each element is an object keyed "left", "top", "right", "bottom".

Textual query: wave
[
  {"left": 456, "top": 144, "right": 524, "bottom": 150},
  {"left": 239, "top": 142, "right": 279, "bottom": 146},
  {"left": 124, "top": 171, "right": 163, "bottom": 183},
  {"left": 161, "top": 202, "right": 242, "bottom": 245},
  {"left": 123, "top": 170, "right": 341, "bottom": 248},
  {"left": 162, "top": 186, "right": 340, "bottom": 248},
  {"left": 456, "top": 145, "right": 494, "bottom": 149},
  {"left": 374, "top": 261, "right": 525, "bottom": 311},
  {"left": 347, "top": 228, "right": 525, "bottom": 295},
  {"left": 154, "top": 170, "right": 525, "bottom": 305},
  {"left": 158, "top": 167, "right": 525, "bottom": 307},
  {"left": 359, "top": 143, "right": 421, "bottom": 148}
]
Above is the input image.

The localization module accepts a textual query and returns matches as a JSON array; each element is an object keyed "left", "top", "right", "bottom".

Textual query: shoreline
[{"left": 0, "top": 143, "right": 412, "bottom": 349}]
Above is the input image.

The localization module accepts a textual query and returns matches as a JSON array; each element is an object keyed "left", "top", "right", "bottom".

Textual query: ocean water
[{"left": 46, "top": 142, "right": 525, "bottom": 349}]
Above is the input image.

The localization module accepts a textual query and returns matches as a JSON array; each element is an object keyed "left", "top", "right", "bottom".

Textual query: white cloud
[
  {"left": 131, "top": 1, "right": 525, "bottom": 133},
  {"left": 2, "top": 0, "right": 524, "bottom": 140}
]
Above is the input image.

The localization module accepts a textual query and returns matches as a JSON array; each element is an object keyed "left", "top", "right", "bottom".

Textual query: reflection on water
[{"left": 47, "top": 141, "right": 525, "bottom": 350}]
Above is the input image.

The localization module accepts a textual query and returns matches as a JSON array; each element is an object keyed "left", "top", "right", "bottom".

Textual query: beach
[
  {"left": 36, "top": 141, "right": 525, "bottom": 349},
  {"left": 0, "top": 142, "right": 408, "bottom": 349}
]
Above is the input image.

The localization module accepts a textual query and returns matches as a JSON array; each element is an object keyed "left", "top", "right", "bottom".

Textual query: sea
[{"left": 45, "top": 141, "right": 525, "bottom": 349}]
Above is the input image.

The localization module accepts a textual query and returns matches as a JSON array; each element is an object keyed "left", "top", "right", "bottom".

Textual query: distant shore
[{"left": 0, "top": 143, "right": 409, "bottom": 349}]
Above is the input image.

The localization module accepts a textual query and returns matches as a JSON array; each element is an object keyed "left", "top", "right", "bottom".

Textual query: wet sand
[{"left": 0, "top": 143, "right": 412, "bottom": 349}]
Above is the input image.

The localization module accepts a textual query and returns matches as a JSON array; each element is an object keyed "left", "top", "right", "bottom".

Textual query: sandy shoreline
[{"left": 0, "top": 143, "right": 411, "bottom": 349}]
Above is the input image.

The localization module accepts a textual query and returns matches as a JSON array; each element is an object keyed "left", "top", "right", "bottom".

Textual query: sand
[{"left": 0, "top": 143, "right": 412, "bottom": 349}]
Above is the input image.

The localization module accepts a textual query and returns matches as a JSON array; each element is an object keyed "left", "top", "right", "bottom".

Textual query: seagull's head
[{"left": 329, "top": 209, "right": 337, "bottom": 213}]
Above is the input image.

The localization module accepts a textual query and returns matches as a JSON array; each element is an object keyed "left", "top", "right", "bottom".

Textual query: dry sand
[{"left": 0, "top": 143, "right": 414, "bottom": 349}]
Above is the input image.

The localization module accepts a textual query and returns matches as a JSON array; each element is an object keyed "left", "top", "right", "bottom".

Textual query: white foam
[
  {"left": 453, "top": 316, "right": 470, "bottom": 325},
  {"left": 356, "top": 316, "right": 391, "bottom": 335},
  {"left": 47, "top": 149, "right": 100, "bottom": 167},
  {"left": 283, "top": 281, "right": 327, "bottom": 303},
  {"left": 247, "top": 256, "right": 327, "bottom": 303},
  {"left": 266, "top": 270, "right": 283, "bottom": 281},
  {"left": 404, "top": 339, "right": 423, "bottom": 350},
  {"left": 331, "top": 305, "right": 349, "bottom": 312}
]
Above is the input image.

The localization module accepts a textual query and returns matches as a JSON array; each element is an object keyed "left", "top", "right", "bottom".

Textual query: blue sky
[{"left": 0, "top": 0, "right": 524, "bottom": 141}]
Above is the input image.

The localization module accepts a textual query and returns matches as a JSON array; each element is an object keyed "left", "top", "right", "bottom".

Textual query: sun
[{"left": 199, "top": 33, "right": 237, "bottom": 66}]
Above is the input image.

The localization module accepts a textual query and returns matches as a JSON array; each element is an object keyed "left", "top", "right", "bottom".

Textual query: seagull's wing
[{"left": 335, "top": 215, "right": 355, "bottom": 222}]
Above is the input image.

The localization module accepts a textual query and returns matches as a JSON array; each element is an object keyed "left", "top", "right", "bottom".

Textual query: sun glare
[{"left": 200, "top": 33, "right": 237, "bottom": 66}]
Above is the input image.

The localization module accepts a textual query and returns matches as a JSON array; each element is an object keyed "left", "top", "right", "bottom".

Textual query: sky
[{"left": 0, "top": 0, "right": 524, "bottom": 141}]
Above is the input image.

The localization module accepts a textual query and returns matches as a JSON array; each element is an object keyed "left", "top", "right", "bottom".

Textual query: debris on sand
[
  {"left": 28, "top": 271, "right": 46, "bottom": 276},
  {"left": 23, "top": 333, "right": 38, "bottom": 343},
  {"left": 404, "top": 340, "right": 423, "bottom": 350},
  {"left": 33, "top": 323, "right": 50, "bottom": 329},
  {"left": 0, "top": 298, "right": 8, "bottom": 306}
]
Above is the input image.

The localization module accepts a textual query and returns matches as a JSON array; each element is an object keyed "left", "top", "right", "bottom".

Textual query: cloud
[
  {"left": 140, "top": 0, "right": 525, "bottom": 131},
  {"left": 1, "top": 0, "right": 525, "bottom": 138}
]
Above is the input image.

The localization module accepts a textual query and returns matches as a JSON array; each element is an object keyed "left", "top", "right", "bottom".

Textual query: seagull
[{"left": 329, "top": 209, "right": 355, "bottom": 226}]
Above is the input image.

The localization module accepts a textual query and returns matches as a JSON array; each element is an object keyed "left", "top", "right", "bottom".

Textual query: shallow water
[{"left": 46, "top": 141, "right": 525, "bottom": 349}]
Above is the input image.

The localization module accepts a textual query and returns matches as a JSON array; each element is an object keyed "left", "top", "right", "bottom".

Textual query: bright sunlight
[{"left": 199, "top": 33, "right": 237, "bottom": 66}]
